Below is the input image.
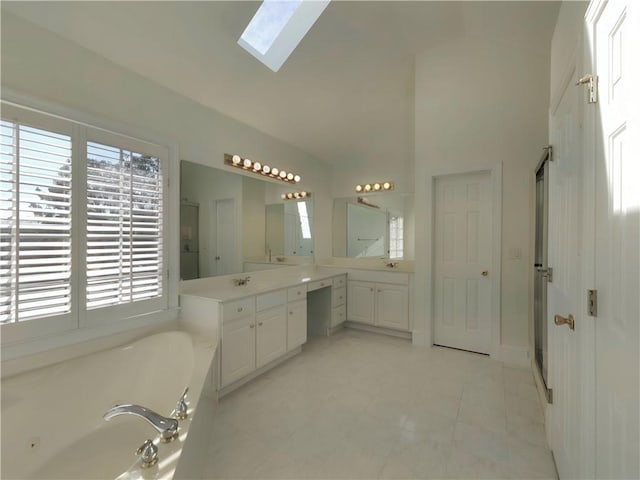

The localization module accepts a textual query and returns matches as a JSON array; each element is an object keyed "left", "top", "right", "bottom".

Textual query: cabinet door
[
  {"left": 256, "top": 306, "right": 287, "bottom": 368},
  {"left": 376, "top": 284, "right": 409, "bottom": 331},
  {"left": 287, "top": 299, "right": 307, "bottom": 351},
  {"left": 347, "top": 281, "right": 375, "bottom": 325},
  {"left": 221, "top": 315, "right": 255, "bottom": 387}
]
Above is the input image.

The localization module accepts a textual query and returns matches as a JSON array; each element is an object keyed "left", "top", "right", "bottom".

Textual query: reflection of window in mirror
[{"left": 389, "top": 215, "right": 404, "bottom": 259}]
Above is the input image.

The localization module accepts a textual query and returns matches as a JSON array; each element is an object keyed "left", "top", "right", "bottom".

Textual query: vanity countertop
[{"left": 180, "top": 266, "right": 348, "bottom": 302}]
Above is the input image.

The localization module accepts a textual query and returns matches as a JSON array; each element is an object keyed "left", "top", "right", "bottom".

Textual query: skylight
[{"left": 238, "top": 0, "right": 330, "bottom": 72}]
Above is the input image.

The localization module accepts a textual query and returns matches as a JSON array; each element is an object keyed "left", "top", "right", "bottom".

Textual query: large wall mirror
[
  {"left": 332, "top": 194, "right": 414, "bottom": 259},
  {"left": 180, "top": 160, "right": 314, "bottom": 280}
]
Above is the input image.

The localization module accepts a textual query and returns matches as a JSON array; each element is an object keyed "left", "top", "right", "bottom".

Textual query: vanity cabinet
[
  {"left": 347, "top": 280, "right": 409, "bottom": 331},
  {"left": 220, "top": 315, "right": 256, "bottom": 387},
  {"left": 256, "top": 305, "right": 287, "bottom": 368},
  {"left": 331, "top": 275, "right": 347, "bottom": 328}
]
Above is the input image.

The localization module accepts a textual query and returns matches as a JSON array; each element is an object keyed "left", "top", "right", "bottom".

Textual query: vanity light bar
[
  {"left": 281, "top": 191, "right": 311, "bottom": 200},
  {"left": 355, "top": 181, "right": 394, "bottom": 193},
  {"left": 225, "top": 153, "right": 301, "bottom": 183}
]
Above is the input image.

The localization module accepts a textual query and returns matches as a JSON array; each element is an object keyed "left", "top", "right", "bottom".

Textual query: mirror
[
  {"left": 332, "top": 194, "right": 414, "bottom": 259},
  {"left": 180, "top": 160, "right": 314, "bottom": 279}
]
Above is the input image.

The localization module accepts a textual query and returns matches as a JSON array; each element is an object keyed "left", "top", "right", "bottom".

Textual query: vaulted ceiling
[{"left": 2, "top": 1, "right": 560, "bottom": 166}]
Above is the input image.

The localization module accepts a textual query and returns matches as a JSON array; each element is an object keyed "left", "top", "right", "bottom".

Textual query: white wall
[
  {"left": 413, "top": 6, "right": 553, "bottom": 354},
  {"left": 0, "top": 11, "right": 333, "bottom": 264}
]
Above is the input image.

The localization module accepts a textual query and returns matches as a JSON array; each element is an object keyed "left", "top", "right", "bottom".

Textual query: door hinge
[
  {"left": 547, "top": 388, "right": 553, "bottom": 404},
  {"left": 576, "top": 74, "right": 598, "bottom": 104},
  {"left": 587, "top": 289, "right": 598, "bottom": 317}
]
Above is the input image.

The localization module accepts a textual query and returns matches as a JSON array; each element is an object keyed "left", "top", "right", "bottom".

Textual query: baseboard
[
  {"left": 411, "top": 329, "right": 428, "bottom": 346},
  {"left": 498, "top": 344, "right": 530, "bottom": 367},
  {"left": 218, "top": 346, "right": 301, "bottom": 398},
  {"left": 344, "top": 321, "right": 412, "bottom": 340},
  {"left": 327, "top": 322, "right": 346, "bottom": 336}
]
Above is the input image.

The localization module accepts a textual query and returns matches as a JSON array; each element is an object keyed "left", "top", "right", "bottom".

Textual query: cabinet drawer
[
  {"left": 307, "top": 279, "right": 332, "bottom": 291},
  {"left": 332, "top": 275, "right": 346, "bottom": 289},
  {"left": 222, "top": 297, "right": 255, "bottom": 321},
  {"left": 287, "top": 285, "right": 307, "bottom": 302},
  {"left": 332, "top": 286, "right": 346, "bottom": 307},
  {"left": 256, "top": 289, "right": 286, "bottom": 312},
  {"left": 331, "top": 305, "right": 346, "bottom": 327}
]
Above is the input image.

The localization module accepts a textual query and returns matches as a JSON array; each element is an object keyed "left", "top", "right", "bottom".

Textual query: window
[
  {"left": 86, "top": 141, "right": 163, "bottom": 310},
  {"left": 0, "top": 104, "right": 169, "bottom": 343},
  {"left": 389, "top": 214, "right": 404, "bottom": 259},
  {"left": 1, "top": 120, "right": 73, "bottom": 324},
  {"left": 238, "top": 0, "right": 330, "bottom": 72}
]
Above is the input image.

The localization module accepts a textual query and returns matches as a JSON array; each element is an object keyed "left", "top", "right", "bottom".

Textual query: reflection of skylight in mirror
[
  {"left": 297, "top": 201, "right": 312, "bottom": 239},
  {"left": 241, "top": 0, "right": 302, "bottom": 55}
]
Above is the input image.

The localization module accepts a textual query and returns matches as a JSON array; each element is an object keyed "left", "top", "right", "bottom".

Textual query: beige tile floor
[{"left": 204, "top": 329, "right": 557, "bottom": 479}]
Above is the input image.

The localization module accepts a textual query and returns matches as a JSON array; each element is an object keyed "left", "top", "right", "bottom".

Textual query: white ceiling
[{"left": 2, "top": 1, "right": 560, "bottom": 167}]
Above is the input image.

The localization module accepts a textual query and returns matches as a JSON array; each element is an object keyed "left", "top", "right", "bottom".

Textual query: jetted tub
[{"left": 1, "top": 329, "right": 218, "bottom": 480}]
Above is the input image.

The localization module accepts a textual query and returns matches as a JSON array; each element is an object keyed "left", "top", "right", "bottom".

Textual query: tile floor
[{"left": 204, "top": 329, "right": 557, "bottom": 479}]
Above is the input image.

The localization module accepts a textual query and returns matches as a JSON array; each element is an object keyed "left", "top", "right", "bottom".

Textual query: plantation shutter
[
  {"left": 86, "top": 141, "right": 163, "bottom": 310},
  {"left": 0, "top": 120, "right": 73, "bottom": 324}
]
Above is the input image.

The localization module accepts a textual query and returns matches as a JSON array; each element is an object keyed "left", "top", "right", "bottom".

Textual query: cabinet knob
[
  {"left": 237, "top": 307, "right": 243, "bottom": 312},
  {"left": 378, "top": 290, "right": 381, "bottom": 293},
  {"left": 339, "top": 296, "right": 343, "bottom": 300},
  {"left": 297, "top": 291, "right": 301, "bottom": 295},
  {"left": 258, "top": 322, "right": 264, "bottom": 326},
  {"left": 250, "top": 324, "right": 255, "bottom": 329},
  {"left": 370, "top": 288, "right": 374, "bottom": 292}
]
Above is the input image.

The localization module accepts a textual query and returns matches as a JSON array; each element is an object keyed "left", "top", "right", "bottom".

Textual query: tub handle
[
  {"left": 172, "top": 387, "right": 189, "bottom": 420},
  {"left": 136, "top": 439, "right": 158, "bottom": 468}
]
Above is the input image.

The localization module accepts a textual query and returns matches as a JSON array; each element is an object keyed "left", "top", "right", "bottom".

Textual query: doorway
[
  {"left": 212, "top": 198, "right": 237, "bottom": 276},
  {"left": 534, "top": 150, "right": 550, "bottom": 389},
  {"left": 433, "top": 171, "right": 493, "bottom": 354}
]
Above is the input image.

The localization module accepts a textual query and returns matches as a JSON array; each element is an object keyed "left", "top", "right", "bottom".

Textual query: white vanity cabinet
[
  {"left": 347, "top": 271, "right": 410, "bottom": 332},
  {"left": 255, "top": 305, "right": 287, "bottom": 368},
  {"left": 287, "top": 286, "right": 307, "bottom": 351},
  {"left": 220, "top": 298, "right": 257, "bottom": 387}
]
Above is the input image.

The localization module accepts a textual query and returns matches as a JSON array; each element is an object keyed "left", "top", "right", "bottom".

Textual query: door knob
[
  {"left": 554, "top": 313, "right": 575, "bottom": 330},
  {"left": 481, "top": 271, "right": 489, "bottom": 277}
]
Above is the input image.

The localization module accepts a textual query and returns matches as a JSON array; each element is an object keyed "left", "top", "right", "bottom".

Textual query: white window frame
[{"left": 1, "top": 101, "right": 175, "bottom": 349}]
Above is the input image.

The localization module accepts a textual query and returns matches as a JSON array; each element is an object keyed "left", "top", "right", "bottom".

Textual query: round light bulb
[
  {"left": 263, "top": 165, "right": 271, "bottom": 174},
  {"left": 271, "top": 167, "right": 279, "bottom": 176},
  {"left": 364, "top": 184, "right": 372, "bottom": 191},
  {"left": 279, "top": 170, "right": 287, "bottom": 179},
  {"left": 281, "top": 194, "right": 286, "bottom": 200},
  {"left": 301, "top": 191, "right": 307, "bottom": 198},
  {"left": 294, "top": 192, "right": 300, "bottom": 198},
  {"left": 253, "top": 162, "right": 261, "bottom": 171},
  {"left": 294, "top": 175, "right": 301, "bottom": 182},
  {"left": 355, "top": 185, "right": 363, "bottom": 192},
  {"left": 287, "top": 193, "right": 293, "bottom": 199},
  {"left": 243, "top": 158, "right": 252, "bottom": 168},
  {"left": 232, "top": 154, "right": 241, "bottom": 165},
  {"left": 383, "top": 182, "right": 391, "bottom": 190},
  {"left": 373, "top": 183, "right": 381, "bottom": 191},
  {"left": 287, "top": 173, "right": 294, "bottom": 181}
]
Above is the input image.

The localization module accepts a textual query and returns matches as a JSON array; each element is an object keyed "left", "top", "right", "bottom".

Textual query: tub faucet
[{"left": 103, "top": 404, "right": 178, "bottom": 443}]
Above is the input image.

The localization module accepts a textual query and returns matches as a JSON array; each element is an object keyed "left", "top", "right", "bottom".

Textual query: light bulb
[
  {"left": 373, "top": 183, "right": 381, "bottom": 191},
  {"left": 294, "top": 192, "right": 300, "bottom": 198},
  {"left": 272, "top": 168, "right": 279, "bottom": 176},
  {"left": 294, "top": 175, "right": 301, "bottom": 182},
  {"left": 279, "top": 170, "right": 287, "bottom": 178},
  {"left": 253, "top": 162, "right": 261, "bottom": 171},
  {"left": 383, "top": 182, "right": 391, "bottom": 190},
  {"left": 281, "top": 194, "right": 286, "bottom": 200},
  {"left": 364, "top": 184, "right": 372, "bottom": 191},
  {"left": 287, "top": 193, "right": 293, "bottom": 199},
  {"left": 301, "top": 191, "right": 307, "bottom": 198},
  {"left": 263, "top": 165, "right": 271, "bottom": 174},
  {"left": 355, "top": 185, "right": 363, "bottom": 192},
  {"left": 243, "top": 158, "right": 252, "bottom": 168},
  {"left": 232, "top": 154, "right": 241, "bottom": 165},
  {"left": 287, "top": 173, "right": 294, "bottom": 181}
]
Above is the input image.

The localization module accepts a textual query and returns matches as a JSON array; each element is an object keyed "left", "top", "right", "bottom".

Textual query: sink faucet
[
  {"left": 385, "top": 261, "right": 399, "bottom": 268},
  {"left": 104, "top": 404, "right": 179, "bottom": 442},
  {"left": 233, "top": 276, "right": 251, "bottom": 286}
]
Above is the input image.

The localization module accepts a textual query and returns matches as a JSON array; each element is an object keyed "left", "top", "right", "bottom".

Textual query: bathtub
[{"left": 1, "top": 329, "right": 218, "bottom": 480}]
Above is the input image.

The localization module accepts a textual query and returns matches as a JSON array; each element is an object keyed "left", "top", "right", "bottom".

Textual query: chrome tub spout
[{"left": 104, "top": 404, "right": 178, "bottom": 442}]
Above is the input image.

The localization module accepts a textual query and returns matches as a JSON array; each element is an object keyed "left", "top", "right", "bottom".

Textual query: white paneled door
[
  {"left": 546, "top": 43, "right": 585, "bottom": 479},
  {"left": 590, "top": 0, "right": 640, "bottom": 477},
  {"left": 434, "top": 172, "right": 492, "bottom": 354},
  {"left": 213, "top": 198, "right": 236, "bottom": 276}
]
